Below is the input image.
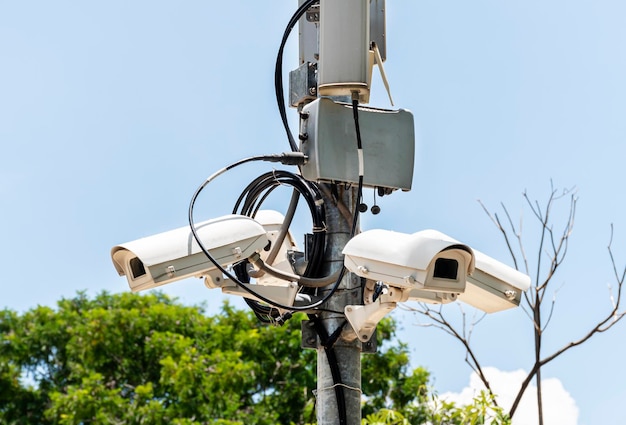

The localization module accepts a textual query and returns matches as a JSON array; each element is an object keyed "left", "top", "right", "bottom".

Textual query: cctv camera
[
  {"left": 457, "top": 249, "right": 530, "bottom": 312},
  {"left": 200, "top": 210, "right": 301, "bottom": 308},
  {"left": 342, "top": 228, "right": 530, "bottom": 314},
  {"left": 342, "top": 229, "right": 475, "bottom": 293},
  {"left": 111, "top": 214, "right": 269, "bottom": 292}
]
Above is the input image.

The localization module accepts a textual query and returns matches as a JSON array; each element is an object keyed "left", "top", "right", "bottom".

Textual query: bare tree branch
[
  {"left": 413, "top": 186, "right": 626, "bottom": 422},
  {"left": 405, "top": 303, "right": 497, "bottom": 405},
  {"left": 479, "top": 200, "right": 519, "bottom": 271}
]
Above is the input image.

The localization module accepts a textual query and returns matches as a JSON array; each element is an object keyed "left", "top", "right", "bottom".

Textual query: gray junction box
[{"left": 298, "top": 98, "right": 415, "bottom": 191}]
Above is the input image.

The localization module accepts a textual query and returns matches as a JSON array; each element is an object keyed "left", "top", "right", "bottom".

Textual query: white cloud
[{"left": 440, "top": 367, "right": 579, "bottom": 425}]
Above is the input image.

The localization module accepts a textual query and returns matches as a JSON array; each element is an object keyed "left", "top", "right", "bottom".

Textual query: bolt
[{"left": 504, "top": 290, "right": 517, "bottom": 300}]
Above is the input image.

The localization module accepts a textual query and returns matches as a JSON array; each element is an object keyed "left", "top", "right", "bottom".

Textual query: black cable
[
  {"left": 232, "top": 169, "right": 327, "bottom": 322},
  {"left": 233, "top": 170, "right": 327, "bottom": 277},
  {"left": 309, "top": 314, "right": 348, "bottom": 425},
  {"left": 351, "top": 99, "right": 363, "bottom": 151},
  {"left": 351, "top": 97, "right": 365, "bottom": 239},
  {"left": 303, "top": 97, "right": 366, "bottom": 425},
  {"left": 275, "top": 0, "right": 319, "bottom": 152},
  {"left": 188, "top": 156, "right": 345, "bottom": 312},
  {"left": 232, "top": 260, "right": 281, "bottom": 324},
  {"left": 267, "top": 5, "right": 363, "bottom": 423}
]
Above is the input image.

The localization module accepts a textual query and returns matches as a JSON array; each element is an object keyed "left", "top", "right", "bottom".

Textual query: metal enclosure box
[
  {"left": 318, "top": 0, "right": 370, "bottom": 99},
  {"left": 289, "top": 62, "right": 317, "bottom": 107},
  {"left": 299, "top": 98, "right": 415, "bottom": 191},
  {"left": 370, "top": 0, "right": 386, "bottom": 61}
]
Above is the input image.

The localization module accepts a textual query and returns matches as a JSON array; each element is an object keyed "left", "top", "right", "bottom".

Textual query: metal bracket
[
  {"left": 301, "top": 320, "right": 377, "bottom": 353},
  {"left": 289, "top": 62, "right": 318, "bottom": 108},
  {"left": 344, "top": 300, "right": 396, "bottom": 343},
  {"left": 306, "top": 4, "right": 320, "bottom": 22},
  {"left": 205, "top": 273, "right": 299, "bottom": 307}
]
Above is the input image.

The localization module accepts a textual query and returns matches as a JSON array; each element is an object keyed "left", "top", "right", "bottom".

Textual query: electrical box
[
  {"left": 318, "top": 0, "right": 370, "bottom": 100},
  {"left": 298, "top": 98, "right": 415, "bottom": 191}
]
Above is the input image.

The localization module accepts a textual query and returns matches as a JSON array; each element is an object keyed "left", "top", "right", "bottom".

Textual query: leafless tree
[{"left": 407, "top": 184, "right": 626, "bottom": 423}]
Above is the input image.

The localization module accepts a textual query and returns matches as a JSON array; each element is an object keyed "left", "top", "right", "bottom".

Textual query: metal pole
[
  {"left": 294, "top": 1, "right": 367, "bottom": 423},
  {"left": 315, "top": 185, "right": 362, "bottom": 425}
]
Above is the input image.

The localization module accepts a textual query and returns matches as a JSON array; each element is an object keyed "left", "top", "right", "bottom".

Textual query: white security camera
[
  {"left": 201, "top": 210, "right": 301, "bottom": 308},
  {"left": 342, "top": 228, "right": 530, "bottom": 310},
  {"left": 341, "top": 228, "right": 531, "bottom": 340},
  {"left": 457, "top": 249, "right": 530, "bottom": 313},
  {"left": 111, "top": 214, "right": 269, "bottom": 292},
  {"left": 342, "top": 229, "right": 475, "bottom": 293}
]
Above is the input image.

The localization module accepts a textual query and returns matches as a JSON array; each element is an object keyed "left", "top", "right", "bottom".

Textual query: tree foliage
[
  {"left": 1, "top": 291, "right": 316, "bottom": 424},
  {"left": 0, "top": 291, "right": 508, "bottom": 424}
]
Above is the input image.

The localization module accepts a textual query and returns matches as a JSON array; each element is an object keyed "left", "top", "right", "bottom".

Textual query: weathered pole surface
[
  {"left": 316, "top": 186, "right": 362, "bottom": 425},
  {"left": 293, "top": 1, "right": 368, "bottom": 423}
]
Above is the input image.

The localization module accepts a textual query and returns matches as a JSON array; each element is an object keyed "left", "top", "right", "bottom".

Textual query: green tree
[
  {"left": 0, "top": 291, "right": 507, "bottom": 424},
  {"left": 0, "top": 292, "right": 405, "bottom": 424}
]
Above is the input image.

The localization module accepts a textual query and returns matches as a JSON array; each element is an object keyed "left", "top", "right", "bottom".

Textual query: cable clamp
[
  {"left": 312, "top": 383, "right": 363, "bottom": 398},
  {"left": 357, "top": 148, "right": 364, "bottom": 176},
  {"left": 312, "top": 224, "right": 327, "bottom": 233}
]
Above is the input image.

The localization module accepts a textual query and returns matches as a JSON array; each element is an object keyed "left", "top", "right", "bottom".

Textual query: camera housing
[
  {"left": 111, "top": 214, "right": 269, "bottom": 292},
  {"left": 250, "top": 209, "right": 299, "bottom": 287},
  {"left": 458, "top": 249, "right": 530, "bottom": 313},
  {"left": 343, "top": 229, "right": 475, "bottom": 293},
  {"left": 201, "top": 210, "right": 301, "bottom": 307},
  {"left": 342, "top": 228, "right": 531, "bottom": 341}
]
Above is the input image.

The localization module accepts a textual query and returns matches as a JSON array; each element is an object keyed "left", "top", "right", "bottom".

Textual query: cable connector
[
  {"left": 265, "top": 152, "right": 308, "bottom": 166},
  {"left": 273, "top": 312, "right": 293, "bottom": 326}
]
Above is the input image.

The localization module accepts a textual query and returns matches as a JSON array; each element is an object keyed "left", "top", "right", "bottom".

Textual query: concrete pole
[
  {"left": 316, "top": 185, "right": 362, "bottom": 425},
  {"left": 294, "top": 1, "right": 367, "bottom": 423}
]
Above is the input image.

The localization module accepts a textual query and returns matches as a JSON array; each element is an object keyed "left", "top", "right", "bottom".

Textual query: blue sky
[{"left": 2, "top": 1, "right": 626, "bottom": 424}]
